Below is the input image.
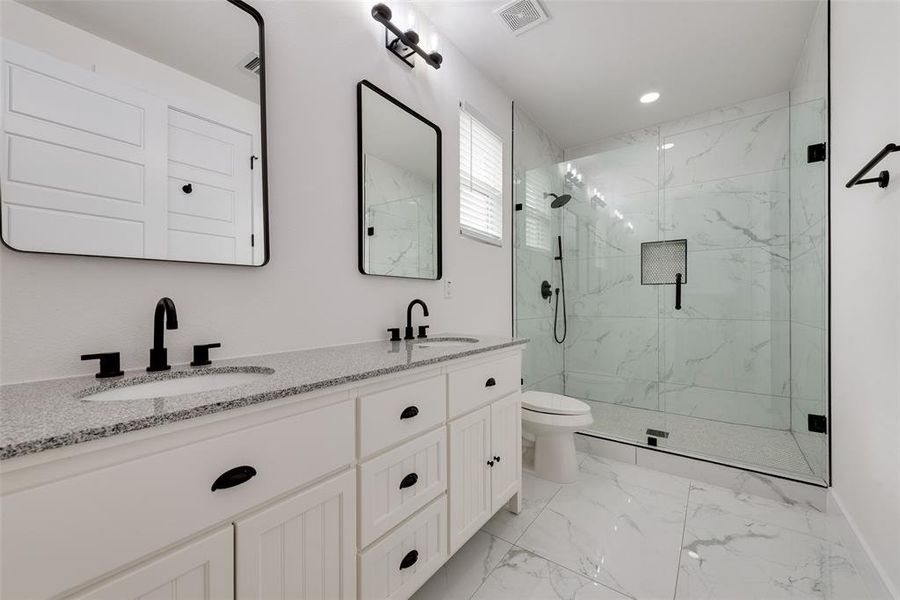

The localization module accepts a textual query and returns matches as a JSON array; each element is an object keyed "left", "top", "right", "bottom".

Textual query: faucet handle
[
  {"left": 417, "top": 325, "right": 429, "bottom": 339},
  {"left": 81, "top": 352, "right": 124, "bottom": 378},
  {"left": 191, "top": 343, "right": 222, "bottom": 367},
  {"left": 387, "top": 328, "right": 402, "bottom": 342}
]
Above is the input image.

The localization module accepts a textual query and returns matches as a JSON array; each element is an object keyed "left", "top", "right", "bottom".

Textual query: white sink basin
[
  {"left": 412, "top": 337, "right": 479, "bottom": 349},
  {"left": 81, "top": 369, "right": 272, "bottom": 402}
]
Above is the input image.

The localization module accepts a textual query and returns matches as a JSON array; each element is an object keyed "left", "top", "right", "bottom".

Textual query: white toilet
[{"left": 521, "top": 391, "right": 593, "bottom": 484}]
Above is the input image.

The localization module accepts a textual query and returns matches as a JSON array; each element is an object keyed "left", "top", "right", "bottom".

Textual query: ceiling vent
[
  {"left": 494, "top": 0, "right": 549, "bottom": 36},
  {"left": 235, "top": 52, "right": 261, "bottom": 77}
]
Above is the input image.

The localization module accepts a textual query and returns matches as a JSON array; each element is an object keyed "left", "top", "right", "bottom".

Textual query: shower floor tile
[{"left": 580, "top": 400, "right": 823, "bottom": 483}]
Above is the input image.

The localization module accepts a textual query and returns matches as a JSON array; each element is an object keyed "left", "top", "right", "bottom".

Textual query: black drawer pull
[
  {"left": 399, "top": 550, "right": 419, "bottom": 570},
  {"left": 485, "top": 377, "right": 496, "bottom": 387},
  {"left": 400, "top": 406, "right": 419, "bottom": 420},
  {"left": 211, "top": 465, "right": 257, "bottom": 491},
  {"left": 399, "top": 473, "right": 419, "bottom": 489}
]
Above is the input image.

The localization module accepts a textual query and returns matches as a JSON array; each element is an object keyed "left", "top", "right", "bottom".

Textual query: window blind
[
  {"left": 459, "top": 106, "right": 503, "bottom": 244},
  {"left": 524, "top": 168, "right": 552, "bottom": 251}
]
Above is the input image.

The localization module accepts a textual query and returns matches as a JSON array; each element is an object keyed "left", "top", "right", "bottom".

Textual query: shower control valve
[{"left": 541, "top": 280, "right": 553, "bottom": 302}]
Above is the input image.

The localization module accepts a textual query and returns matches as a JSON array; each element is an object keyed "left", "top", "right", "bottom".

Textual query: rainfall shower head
[{"left": 544, "top": 192, "right": 572, "bottom": 208}]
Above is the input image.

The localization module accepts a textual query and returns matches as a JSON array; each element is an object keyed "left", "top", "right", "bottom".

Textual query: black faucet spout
[
  {"left": 405, "top": 299, "right": 429, "bottom": 340},
  {"left": 148, "top": 297, "right": 178, "bottom": 371}
]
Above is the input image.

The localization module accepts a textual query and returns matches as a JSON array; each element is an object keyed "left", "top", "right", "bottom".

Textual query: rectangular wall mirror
[
  {"left": 0, "top": 0, "right": 268, "bottom": 266},
  {"left": 358, "top": 80, "right": 441, "bottom": 279}
]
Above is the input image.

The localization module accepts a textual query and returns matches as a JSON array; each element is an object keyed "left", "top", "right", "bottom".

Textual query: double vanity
[{"left": 0, "top": 335, "right": 526, "bottom": 599}]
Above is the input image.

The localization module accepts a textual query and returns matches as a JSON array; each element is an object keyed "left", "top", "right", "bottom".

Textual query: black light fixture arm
[
  {"left": 371, "top": 3, "right": 443, "bottom": 70},
  {"left": 845, "top": 143, "right": 898, "bottom": 189}
]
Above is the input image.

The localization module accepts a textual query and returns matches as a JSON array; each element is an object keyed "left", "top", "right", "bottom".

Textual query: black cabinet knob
[
  {"left": 494, "top": 456, "right": 501, "bottom": 463},
  {"left": 81, "top": 352, "right": 124, "bottom": 378},
  {"left": 191, "top": 343, "right": 221, "bottom": 367},
  {"left": 400, "top": 406, "right": 419, "bottom": 420},
  {"left": 399, "top": 550, "right": 419, "bottom": 570},
  {"left": 399, "top": 473, "right": 419, "bottom": 489},
  {"left": 182, "top": 183, "right": 193, "bottom": 194},
  {"left": 487, "top": 459, "right": 495, "bottom": 467},
  {"left": 485, "top": 377, "right": 496, "bottom": 387},
  {"left": 211, "top": 465, "right": 257, "bottom": 491},
  {"left": 387, "top": 328, "right": 402, "bottom": 342}
]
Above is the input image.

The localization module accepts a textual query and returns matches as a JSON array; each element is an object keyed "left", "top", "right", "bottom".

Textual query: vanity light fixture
[
  {"left": 640, "top": 91, "right": 660, "bottom": 103},
  {"left": 372, "top": 3, "right": 443, "bottom": 70}
]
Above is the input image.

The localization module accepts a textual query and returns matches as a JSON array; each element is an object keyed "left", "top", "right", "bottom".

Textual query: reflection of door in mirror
[{"left": 0, "top": 0, "right": 267, "bottom": 266}]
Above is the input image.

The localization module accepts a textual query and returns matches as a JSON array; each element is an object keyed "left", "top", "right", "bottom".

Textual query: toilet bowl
[{"left": 521, "top": 391, "right": 593, "bottom": 484}]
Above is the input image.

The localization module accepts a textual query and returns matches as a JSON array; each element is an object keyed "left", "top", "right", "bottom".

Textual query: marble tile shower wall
[
  {"left": 514, "top": 106, "right": 565, "bottom": 393},
  {"left": 364, "top": 154, "right": 436, "bottom": 278},
  {"left": 563, "top": 92, "right": 795, "bottom": 431},
  {"left": 789, "top": 0, "right": 829, "bottom": 481}
]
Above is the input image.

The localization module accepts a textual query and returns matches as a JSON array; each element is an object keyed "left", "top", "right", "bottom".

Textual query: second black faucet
[
  {"left": 148, "top": 297, "right": 179, "bottom": 371},
  {"left": 387, "top": 299, "right": 430, "bottom": 341}
]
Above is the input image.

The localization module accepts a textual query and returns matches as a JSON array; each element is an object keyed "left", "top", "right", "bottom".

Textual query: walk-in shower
[{"left": 513, "top": 1, "right": 829, "bottom": 485}]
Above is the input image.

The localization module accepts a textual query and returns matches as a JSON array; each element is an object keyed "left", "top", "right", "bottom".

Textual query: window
[
  {"left": 459, "top": 105, "right": 503, "bottom": 245},
  {"left": 524, "top": 167, "right": 552, "bottom": 251}
]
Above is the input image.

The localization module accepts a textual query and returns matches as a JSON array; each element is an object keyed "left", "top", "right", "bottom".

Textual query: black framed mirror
[
  {"left": 357, "top": 80, "right": 441, "bottom": 280},
  {"left": 0, "top": 0, "right": 269, "bottom": 266}
]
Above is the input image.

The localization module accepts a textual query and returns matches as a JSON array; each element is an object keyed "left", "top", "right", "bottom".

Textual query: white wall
[
  {"left": 0, "top": 1, "right": 513, "bottom": 383},
  {"left": 831, "top": 0, "right": 900, "bottom": 595}
]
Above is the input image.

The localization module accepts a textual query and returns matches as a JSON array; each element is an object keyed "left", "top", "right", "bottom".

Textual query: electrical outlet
[{"left": 444, "top": 279, "right": 453, "bottom": 299}]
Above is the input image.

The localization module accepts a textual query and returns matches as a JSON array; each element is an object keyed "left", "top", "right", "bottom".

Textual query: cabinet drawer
[
  {"left": 360, "top": 427, "right": 446, "bottom": 547},
  {"left": 448, "top": 353, "right": 521, "bottom": 419},
  {"left": 1, "top": 398, "right": 354, "bottom": 600},
  {"left": 359, "top": 375, "right": 446, "bottom": 458},
  {"left": 359, "top": 496, "right": 448, "bottom": 600}
]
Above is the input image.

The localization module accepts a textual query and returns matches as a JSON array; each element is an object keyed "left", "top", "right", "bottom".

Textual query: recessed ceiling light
[{"left": 640, "top": 91, "right": 660, "bottom": 104}]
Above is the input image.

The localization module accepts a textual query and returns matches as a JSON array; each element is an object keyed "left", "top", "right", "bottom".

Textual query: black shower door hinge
[
  {"left": 367, "top": 226, "right": 375, "bottom": 236},
  {"left": 807, "top": 143, "right": 827, "bottom": 163},
  {"left": 808, "top": 414, "right": 827, "bottom": 433},
  {"left": 515, "top": 203, "right": 523, "bottom": 211}
]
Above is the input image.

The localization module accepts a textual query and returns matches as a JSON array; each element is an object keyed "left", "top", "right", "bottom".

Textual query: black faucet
[
  {"left": 148, "top": 297, "right": 178, "bottom": 372},
  {"left": 404, "top": 299, "right": 429, "bottom": 340}
]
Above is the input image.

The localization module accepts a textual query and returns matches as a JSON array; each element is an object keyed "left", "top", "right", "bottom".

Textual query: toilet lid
[{"left": 522, "top": 391, "right": 590, "bottom": 416}]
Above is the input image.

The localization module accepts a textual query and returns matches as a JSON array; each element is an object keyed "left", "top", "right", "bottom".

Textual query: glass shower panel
[
  {"left": 561, "top": 134, "right": 664, "bottom": 441},
  {"left": 515, "top": 162, "right": 565, "bottom": 393}
]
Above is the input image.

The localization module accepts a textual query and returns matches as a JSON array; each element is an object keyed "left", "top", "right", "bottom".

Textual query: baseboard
[{"left": 828, "top": 490, "right": 899, "bottom": 600}]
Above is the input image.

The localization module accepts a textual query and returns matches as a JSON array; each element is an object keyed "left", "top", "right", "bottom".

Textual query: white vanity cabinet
[
  {"left": 447, "top": 387, "right": 522, "bottom": 553},
  {"left": 0, "top": 345, "right": 523, "bottom": 600},
  {"left": 235, "top": 470, "right": 357, "bottom": 600},
  {"left": 357, "top": 350, "right": 523, "bottom": 598}
]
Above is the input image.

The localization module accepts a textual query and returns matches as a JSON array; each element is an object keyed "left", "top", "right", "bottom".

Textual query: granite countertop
[{"left": 0, "top": 335, "right": 527, "bottom": 460}]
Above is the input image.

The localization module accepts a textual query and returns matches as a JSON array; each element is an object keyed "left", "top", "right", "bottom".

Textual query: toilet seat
[{"left": 522, "top": 391, "right": 590, "bottom": 416}]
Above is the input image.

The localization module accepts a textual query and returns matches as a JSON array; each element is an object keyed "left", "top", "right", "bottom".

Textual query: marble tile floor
[
  {"left": 581, "top": 400, "right": 826, "bottom": 485},
  {"left": 412, "top": 455, "right": 884, "bottom": 600}
]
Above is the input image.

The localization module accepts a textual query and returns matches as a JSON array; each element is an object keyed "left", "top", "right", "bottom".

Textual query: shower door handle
[{"left": 675, "top": 273, "right": 682, "bottom": 311}]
